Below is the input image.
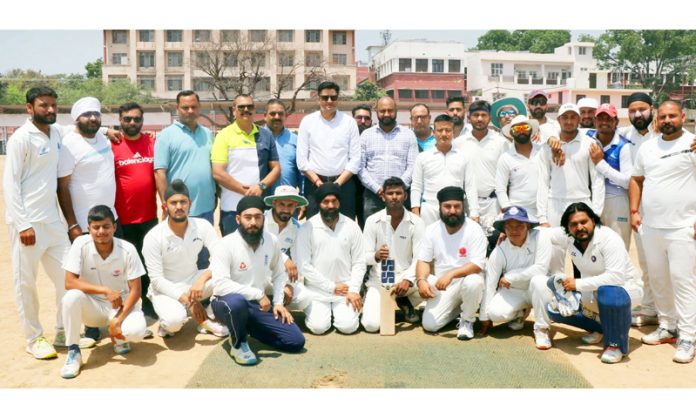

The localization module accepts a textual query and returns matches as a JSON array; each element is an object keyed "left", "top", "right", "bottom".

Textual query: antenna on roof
[{"left": 381, "top": 30, "right": 392, "bottom": 46}]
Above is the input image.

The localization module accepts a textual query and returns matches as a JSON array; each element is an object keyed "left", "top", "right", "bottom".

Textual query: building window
[
  {"left": 224, "top": 52, "right": 238, "bottom": 67},
  {"left": 332, "top": 31, "right": 347, "bottom": 45},
  {"left": 137, "top": 76, "right": 155, "bottom": 90},
  {"left": 432, "top": 59, "right": 444, "bottom": 73},
  {"left": 491, "top": 63, "right": 503, "bottom": 76},
  {"left": 138, "top": 51, "right": 155, "bottom": 68},
  {"left": 277, "top": 30, "right": 294, "bottom": 43},
  {"left": 333, "top": 75, "right": 350, "bottom": 91},
  {"left": 601, "top": 95, "right": 610, "bottom": 104},
  {"left": 166, "top": 76, "right": 183, "bottom": 92},
  {"left": 579, "top": 46, "right": 587, "bottom": 55},
  {"left": 111, "top": 53, "right": 128, "bottom": 65},
  {"left": 250, "top": 52, "right": 265, "bottom": 68},
  {"left": 305, "top": 52, "right": 322, "bottom": 67},
  {"left": 278, "top": 51, "right": 294, "bottom": 67},
  {"left": 167, "top": 51, "right": 183, "bottom": 68},
  {"left": 193, "top": 78, "right": 212, "bottom": 92},
  {"left": 166, "top": 30, "right": 183, "bottom": 42},
  {"left": 398, "top": 58, "right": 412, "bottom": 72},
  {"left": 221, "top": 30, "right": 239, "bottom": 43},
  {"left": 547, "top": 71, "right": 559, "bottom": 80},
  {"left": 398, "top": 89, "right": 412, "bottom": 99},
  {"left": 305, "top": 30, "right": 321, "bottom": 43},
  {"left": 277, "top": 74, "right": 295, "bottom": 91},
  {"left": 447, "top": 90, "right": 461, "bottom": 98},
  {"left": 304, "top": 75, "right": 320, "bottom": 91},
  {"left": 621, "top": 95, "right": 630, "bottom": 108},
  {"left": 112, "top": 30, "right": 128, "bottom": 44},
  {"left": 108, "top": 75, "right": 128, "bottom": 83},
  {"left": 249, "top": 30, "right": 267, "bottom": 42},
  {"left": 332, "top": 54, "right": 347, "bottom": 65},
  {"left": 193, "top": 30, "right": 210, "bottom": 43},
  {"left": 193, "top": 51, "right": 210, "bottom": 67},
  {"left": 415, "top": 90, "right": 429, "bottom": 99},
  {"left": 577, "top": 94, "right": 586, "bottom": 101},
  {"left": 448, "top": 59, "right": 461, "bottom": 73},
  {"left": 431, "top": 90, "right": 445, "bottom": 99},
  {"left": 138, "top": 30, "right": 154, "bottom": 42},
  {"left": 415, "top": 59, "right": 428, "bottom": 72}
]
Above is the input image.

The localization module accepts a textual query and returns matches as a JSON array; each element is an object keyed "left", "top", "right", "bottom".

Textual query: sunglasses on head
[
  {"left": 121, "top": 116, "right": 143, "bottom": 123},
  {"left": 319, "top": 95, "right": 339, "bottom": 102},
  {"left": 498, "top": 109, "right": 517, "bottom": 118},
  {"left": 510, "top": 124, "right": 531, "bottom": 134}
]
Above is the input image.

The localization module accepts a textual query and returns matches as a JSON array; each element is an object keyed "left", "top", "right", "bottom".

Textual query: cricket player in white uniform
[
  {"left": 4, "top": 87, "right": 72, "bottom": 359},
  {"left": 415, "top": 186, "right": 487, "bottom": 340},
  {"left": 543, "top": 203, "right": 643, "bottom": 364},
  {"left": 361, "top": 177, "right": 425, "bottom": 332},
  {"left": 411, "top": 114, "right": 479, "bottom": 226},
  {"left": 527, "top": 90, "right": 560, "bottom": 143},
  {"left": 296, "top": 183, "right": 366, "bottom": 334},
  {"left": 142, "top": 180, "right": 227, "bottom": 338},
  {"left": 630, "top": 100, "right": 696, "bottom": 364},
  {"left": 479, "top": 206, "right": 553, "bottom": 349},
  {"left": 60, "top": 205, "right": 148, "bottom": 378}
]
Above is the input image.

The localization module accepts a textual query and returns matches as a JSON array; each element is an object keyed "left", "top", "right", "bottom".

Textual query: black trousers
[
  {"left": 121, "top": 218, "right": 158, "bottom": 317},
  {"left": 304, "top": 175, "right": 357, "bottom": 221}
]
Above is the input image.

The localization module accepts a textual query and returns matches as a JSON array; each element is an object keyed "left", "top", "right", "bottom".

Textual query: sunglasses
[
  {"left": 80, "top": 111, "right": 101, "bottom": 119},
  {"left": 355, "top": 115, "right": 371, "bottom": 121},
  {"left": 529, "top": 98, "right": 547, "bottom": 106},
  {"left": 236, "top": 104, "right": 255, "bottom": 111},
  {"left": 319, "top": 95, "right": 339, "bottom": 102},
  {"left": 498, "top": 109, "right": 517, "bottom": 118},
  {"left": 510, "top": 124, "right": 532, "bottom": 134},
  {"left": 121, "top": 116, "right": 143, "bottom": 123}
]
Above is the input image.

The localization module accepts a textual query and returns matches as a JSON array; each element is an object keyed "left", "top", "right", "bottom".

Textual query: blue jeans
[{"left": 219, "top": 210, "right": 239, "bottom": 237}]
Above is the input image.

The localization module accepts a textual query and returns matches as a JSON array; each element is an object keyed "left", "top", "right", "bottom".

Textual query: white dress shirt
[
  {"left": 296, "top": 111, "right": 360, "bottom": 176},
  {"left": 495, "top": 143, "right": 542, "bottom": 215},
  {"left": 454, "top": 130, "right": 508, "bottom": 198}
]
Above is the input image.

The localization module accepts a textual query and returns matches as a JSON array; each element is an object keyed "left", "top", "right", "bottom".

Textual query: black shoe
[
  {"left": 84, "top": 326, "right": 100, "bottom": 341},
  {"left": 396, "top": 297, "right": 419, "bottom": 323}
]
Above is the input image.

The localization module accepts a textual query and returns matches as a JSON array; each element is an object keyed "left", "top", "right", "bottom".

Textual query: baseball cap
[
  {"left": 528, "top": 89, "right": 549, "bottom": 101},
  {"left": 263, "top": 185, "right": 309, "bottom": 207},
  {"left": 595, "top": 103, "right": 617, "bottom": 118},
  {"left": 577, "top": 98, "right": 599, "bottom": 109},
  {"left": 558, "top": 103, "right": 580, "bottom": 117}
]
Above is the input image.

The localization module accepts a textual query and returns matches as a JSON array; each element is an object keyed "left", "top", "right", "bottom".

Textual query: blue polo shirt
[
  {"left": 154, "top": 121, "right": 215, "bottom": 216},
  {"left": 265, "top": 127, "right": 303, "bottom": 193},
  {"left": 417, "top": 134, "right": 436, "bottom": 152}
]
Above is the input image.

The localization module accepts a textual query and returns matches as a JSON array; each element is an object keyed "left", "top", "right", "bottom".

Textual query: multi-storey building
[{"left": 102, "top": 29, "right": 357, "bottom": 100}]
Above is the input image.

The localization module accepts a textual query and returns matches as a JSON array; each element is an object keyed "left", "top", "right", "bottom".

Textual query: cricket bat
[{"left": 380, "top": 215, "right": 397, "bottom": 336}]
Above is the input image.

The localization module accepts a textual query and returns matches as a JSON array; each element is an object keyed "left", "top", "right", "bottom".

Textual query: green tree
[
  {"left": 353, "top": 81, "right": 386, "bottom": 101},
  {"left": 474, "top": 30, "right": 570, "bottom": 53},
  {"left": 592, "top": 30, "right": 696, "bottom": 99},
  {"left": 473, "top": 30, "right": 516, "bottom": 51},
  {"left": 85, "top": 58, "right": 103, "bottom": 79}
]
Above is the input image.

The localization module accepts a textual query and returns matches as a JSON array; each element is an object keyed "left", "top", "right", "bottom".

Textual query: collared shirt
[
  {"left": 481, "top": 228, "right": 551, "bottom": 320},
  {"left": 58, "top": 130, "right": 118, "bottom": 230},
  {"left": 211, "top": 122, "right": 279, "bottom": 211},
  {"left": 410, "top": 146, "right": 480, "bottom": 216},
  {"left": 210, "top": 230, "right": 287, "bottom": 305},
  {"left": 295, "top": 213, "right": 366, "bottom": 295},
  {"left": 3, "top": 119, "right": 63, "bottom": 231},
  {"left": 539, "top": 118, "right": 561, "bottom": 143},
  {"left": 362, "top": 209, "right": 425, "bottom": 286},
  {"left": 496, "top": 143, "right": 542, "bottom": 218},
  {"left": 142, "top": 218, "right": 219, "bottom": 300},
  {"left": 537, "top": 132, "right": 605, "bottom": 224},
  {"left": 63, "top": 235, "right": 145, "bottom": 301},
  {"left": 358, "top": 124, "right": 418, "bottom": 193},
  {"left": 154, "top": 121, "right": 215, "bottom": 217},
  {"left": 618, "top": 124, "right": 659, "bottom": 161},
  {"left": 416, "top": 133, "right": 436, "bottom": 152},
  {"left": 264, "top": 127, "right": 302, "bottom": 193},
  {"left": 633, "top": 131, "right": 696, "bottom": 229},
  {"left": 418, "top": 219, "right": 487, "bottom": 275},
  {"left": 454, "top": 130, "right": 509, "bottom": 198},
  {"left": 590, "top": 131, "right": 633, "bottom": 195},
  {"left": 296, "top": 111, "right": 361, "bottom": 176},
  {"left": 264, "top": 209, "right": 301, "bottom": 260}
]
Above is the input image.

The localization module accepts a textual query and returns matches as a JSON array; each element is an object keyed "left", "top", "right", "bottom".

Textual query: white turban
[{"left": 71, "top": 97, "right": 101, "bottom": 121}]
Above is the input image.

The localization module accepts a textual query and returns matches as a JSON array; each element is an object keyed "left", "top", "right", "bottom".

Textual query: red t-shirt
[{"left": 112, "top": 133, "right": 157, "bottom": 225}]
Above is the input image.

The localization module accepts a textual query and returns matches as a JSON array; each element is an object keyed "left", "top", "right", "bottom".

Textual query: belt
[{"left": 317, "top": 174, "right": 340, "bottom": 183}]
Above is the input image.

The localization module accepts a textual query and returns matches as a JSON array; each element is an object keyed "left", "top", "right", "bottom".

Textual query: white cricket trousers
[
  {"left": 62, "top": 289, "right": 147, "bottom": 346},
  {"left": 422, "top": 274, "right": 484, "bottom": 332},
  {"left": 303, "top": 288, "right": 360, "bottom": 335},
  {"left": 600, "top": 194, "right": 631, "bottom": 250},
  {"left": 361, "top": 282, "right": 422, "bottom": 333},
  {"left": 151, "top": 277, "right": 215, "bottom": 333},
  {"left": 487, "top": 275, "right": 550, "bottom": 329},
  {"left": 641, "top": 225, "right": 696, "bottom": 340},
  {"left": 9, "top": 221, "right": 70, "bottom": 343},
  {"left": 633, "top": 231, "right": 656, "bottom": 315}
]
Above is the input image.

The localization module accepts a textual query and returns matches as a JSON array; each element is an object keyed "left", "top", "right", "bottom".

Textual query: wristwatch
[{"left": 258, "top": 182, "right": 267, "bottom": 191}]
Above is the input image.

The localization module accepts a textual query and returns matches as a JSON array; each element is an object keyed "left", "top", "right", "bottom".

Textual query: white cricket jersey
[
  {"left": 142, "top": 218, "right": 218, "bottom": 300},
  {"left": 362, "top": 209, "right": 425, "bottom": 286},
  {"left": 539, "top": 118, "right": 561, "bottom": 143},
  {"left": 264, "top": 209, "right": 301, "bottom": 260},
  {"left": 3, "top": 119, "right": 64, "bottom": 231},
  {"left": 593, "top": 132, "right": 633, "bottom": 195},
  {"left": 410, "top": 146, "right": 480, "bottom": 216},
  {"left": 618, "top": 124, "right": 659, "bottom": 161},
  {"left": 495, "top": 143, "right": 542, "bottom": 217},
  {"left": 63, "top": 235, "right": 145, "bottom": 301},
  {"left": 537, "top": 133, "right": 605, "bottom": 224},
  {"left": 57, "top": 131, "right": 117, "bottom": 229},
  {"left": 548, "top": 226, "right": 641, "bottom": 293},
  {"left": 295, "top": 213, "right": 366, "bottom": 295},
  {"left": 453, "top": 130, "right": 508, "bottom": 198},
  {"left": 210, "top": 230, "right": 287, "bottom": 305},
  {"left": 633, "top": 131, "right": 696, "bottom": 229},
  {"left": 296, "top": 111, "right": 361, "bottom": 176},
  {"left": 418, "top": 219, "right": 487, "bottom": 276},
  {"left": 481, "top": 228, "right": 552, "bottom": 320}
]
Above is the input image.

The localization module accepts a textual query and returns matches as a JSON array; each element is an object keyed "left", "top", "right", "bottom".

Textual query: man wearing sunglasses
[
  {"left": 527, "top": 90, "right": 560, "bottom": 143},
  {"left": 111, "top": 102, "right": 158, "bottom": 319},
  {"left": 352, "top": 104, "right": 373, "bottom": 134}
]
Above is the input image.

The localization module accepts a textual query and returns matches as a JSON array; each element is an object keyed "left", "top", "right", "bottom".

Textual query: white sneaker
[
  {"left": 26, "top": 336, "right": 57, "bottom": 359},
  {"left": 143, "top": 328, "right": 154, "bottom": 339},
  {"left": 631, "top": 312, "right": 658, "bottom": 327},
  {"left": 534, "top": 327, "right": 552, "bottom": 350},
  {"left": 113, "top": 340, "right": 131, "bottom": 355},
  {"left": 673, "top": 339, "right": 695, "bottom": 364},
  {"left": 508, "top": 309, "right": 529, "bottom": 331},
  {"left": 581, "top": 332, "right": 603, "bottom": 345},
  {"left": 60, "top": 349, "right": 83, "bottom": 379},
  {"left": 456, "top": 319, "right": 474, "bottom": 341},
  {"left": 229, "top": 339, "right": 257, "bottom": 365},
  {"left": 157, "top": 325, "right": 175, "bottom": 338},
  {"left": 197, "top": 319, "right": 230, "bottom": 337},
  {"left": 641, "top": 327, "right": 678, "bottom": 345},
  {"left": 53, "top": 330, "right": 97, "bottom": 349},
  {"left": 600, "top": 344, "right": 624, "bottom": 364}
]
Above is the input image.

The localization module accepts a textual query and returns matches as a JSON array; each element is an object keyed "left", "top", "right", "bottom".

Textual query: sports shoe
[
  {"left": 197, "top": 320, "right": 230, "bottom": 337},
  {"left": 508, "top": 309, "right": 529, "bottom": 331},
  {"left": 228, "top": 339, "right": 257, "bottom": 365},
  {"left": 26, "top": 336, "right": 57, "bottom": 359},
  {"left": 600, "top": 344, "right": 624, "bottom": 364},
  {"left": 631, "top": 312, "right": 659, "bottom": 327},
  {"left": 113, "top": 340, "right": 131, "bottom": 355},
  {"left": 456, "top": 319, "right": 474, "bottom": 341},
  {"left": 534, "top": 327, "right": 552, "bottom": 350},
  {"left": 157, "top": 325, "right": 175, "bottom": 338},
  {"left": 641, "top": 327, "right": 678, "bottom": 345},
  {"left": 581, "top": 332, "right": 603, "bottom": 345},
  {"left": 60, "top": 349, "right": 83, "bottom": 379},
  {"left": 53, "top": 330, "right": 97, "bottom": 349},
  {"left": 673, "top": 339, "right": 695, "bottom": 364},
  {"left": 396, "top": 297, "right": 419, "bottom": 323},
  {"left": 143, "top": 328, "right": 154, "bottom": 339}
]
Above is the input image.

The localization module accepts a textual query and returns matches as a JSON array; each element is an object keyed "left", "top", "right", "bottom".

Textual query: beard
[
  {"left": 169, "top": 212, "right": 187, "bottom": 223},
  {"left": 440, "top": 210, "right": 465, "bottom": 228},
  {"left": 122, "top": 124, "right": 142, "bottom": 137},
  {"left": 630, "top": 113, "right": 653, "bottom": 131},
  {"left": 531, "top": 108, "right": 546, "bottom": 119},
  {"left": 378, "top": 116, "right": 396, "bottom": 128},
  {"left": 573, "top": 229, "right": 594, "bottom": 244},
  {"left": 451, "top": 115, "right": 464, "bottom": 126},
  {"left": 659, "top": 123, "right": 679, "bottom": 135},
  {"left": 77, "top": 120, "right": 100, "bottom": 136},
  {"left": 272, "top": 208, "right": 292, "bottom": 223},
  {"left": 580, "top": 119, "right": 594, "bottom": 129},
  {"left": 239, "top": 223, "right": 263, "bottom": 246},
  {"left": 320, "top": 207, "right": 340, "bottom": 223},
  {"left": 513, "top": 133, "right": 531, "bottom": 144},
  {"left": 33, "top": 113, "right": 56, "bottom": 125}
]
